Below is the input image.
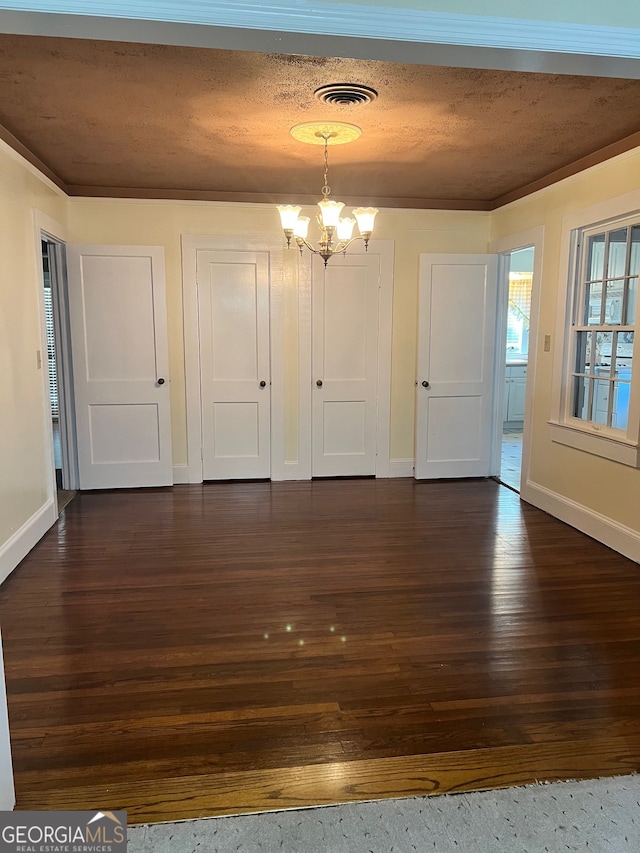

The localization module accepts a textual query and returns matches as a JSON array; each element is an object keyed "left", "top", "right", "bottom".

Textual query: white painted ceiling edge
[{"left": 0, "top": 1, "right": 639, "bottom": 78}]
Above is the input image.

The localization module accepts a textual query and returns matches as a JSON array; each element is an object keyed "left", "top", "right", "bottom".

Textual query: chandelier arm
[
  {"left": 295, "top": 233, "right": 370, "bottom": 255},
  {"left": 295, "top": 236, "right": 324, "bottom": 255},
  {"left": 334, "top": 234, "right": 370, "bottom": 254}
]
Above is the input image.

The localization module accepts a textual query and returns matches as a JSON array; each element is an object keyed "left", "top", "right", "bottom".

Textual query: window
[
  {"left": 506, "top": 271, "right": 532, "bottom": 359},
  {"left": 570, "top": 220, "right": 637, "bottom": 432},
  {"left": 551, "top": 205, "right": 640, "bottom": 468}
]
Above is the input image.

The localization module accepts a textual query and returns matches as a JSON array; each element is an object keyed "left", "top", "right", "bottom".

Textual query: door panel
[
  {"left": 425, "top": 397, "right": 482, "bottom": 462},
  {"left": 81, "top": 256, "right": 157, "bottom": 380},
  {"left": 415, "top": 254, "right": 498, "bottom": 479},
  {"left": 213, "top": 402, "right": 260, "bottom": 457},
  {"left": 323, "top": 400, "right": 367, "bottom": 455},
  {"left": 88, "top": 404, "right": 161, "bottom": 464},
  {"left": 312, "top": 254, "right": 379, "bottom": 477},
  {"left": 67, "top": 245, "right": 172, "bottom": 489},
  {"left": 324, "top": 275, "right": 369, "bottom": 378},
  {"left": 198, "top": 250, "right": 270, "bottom": 479}
]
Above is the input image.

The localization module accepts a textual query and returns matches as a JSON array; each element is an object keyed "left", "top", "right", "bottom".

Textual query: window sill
[{"left": 549, "top": 421, "right": 640, "bottom": 467}]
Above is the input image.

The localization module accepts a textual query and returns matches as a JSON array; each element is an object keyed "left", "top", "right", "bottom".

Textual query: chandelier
[{"left": 277, "top": 122, "right": 378, "bottom": 266}]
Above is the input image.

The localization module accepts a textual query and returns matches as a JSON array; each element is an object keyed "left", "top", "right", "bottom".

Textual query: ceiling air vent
[{"left": 314, "top": 84, "right": 378, "bottom": 106}]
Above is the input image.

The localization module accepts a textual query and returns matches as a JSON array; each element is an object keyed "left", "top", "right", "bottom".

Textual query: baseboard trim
[
  {"left": 389, "top": 458, "right": 415, "bottom": 478},
  {"left": 177, "top": 461, "right": 315, "bottom": 483},
  {"left": 279, "top": 461, "right": 311, "bottom": 482},
  {"left": 0, "top": 499, "right": 57, "bottom": 585},
  {"left": 280, "top": 461, "right": 417, "bottom": 480},
  {"left": 522, "top": 480, "right": 640, "bottom": 564},
  {"left": 172, "top": 464, "right": 190, "bottom": 485},
  {"left": 375, "top": 458, "right": 391, "bottom": 478}
]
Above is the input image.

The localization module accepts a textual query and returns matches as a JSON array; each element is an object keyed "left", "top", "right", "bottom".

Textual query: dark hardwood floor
[{"left": 1, "top": 479, "right": 639, "bottom": 824}]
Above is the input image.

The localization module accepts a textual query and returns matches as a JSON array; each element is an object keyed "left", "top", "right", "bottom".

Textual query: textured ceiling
[{"left": 1, "top": 34, "right": 640, "bottom": 209}]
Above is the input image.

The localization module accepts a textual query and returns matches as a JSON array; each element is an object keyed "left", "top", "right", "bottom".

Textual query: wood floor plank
[
  {"left": 1, "top": 479, "right": 639, "bottom": 823},
  {"left": 13, "top": 737, "right": 640, "bottom": 824}
]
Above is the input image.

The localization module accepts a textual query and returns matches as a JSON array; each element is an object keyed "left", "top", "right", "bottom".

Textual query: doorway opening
[
  {"left": 499, "top": 246, "right": 534, "bottom": 491},
  {"left": 41, "top": 238, "right": 77, "bottom": 510}
]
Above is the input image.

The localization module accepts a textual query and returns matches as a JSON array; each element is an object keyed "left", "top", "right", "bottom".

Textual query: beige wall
[
  {"left": 66, "top": 200, "right": 490, "bottom": 465},
  {"left": 491, "top": 149, "right": 640, "bottom": 533},
  {"left": 0, "top": 143, "right": 67, "bottom": 548}
]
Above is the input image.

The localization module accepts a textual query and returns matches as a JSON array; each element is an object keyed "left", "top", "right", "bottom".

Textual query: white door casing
[
  {"left": 490, "top": 226, "right": 544, "bottom": 494},
  {"left": 415, "top": 253, "right": 498, "bottom": 479},
  {"left": 67, "top": 244, "right": 173, "bottom": 489},
  {"left": 310, "top": 248, "right": 389, "bottom": 477},
  {"left": 197, "top": 249, "right": 271, "bottom": 480},
  {"left": 46, "top": 239, "right": 80, "bottom": 492},
  {"left": 181, "top": 234, "right": 285, "bottom": 484},
  {"left": 287, "top": 239, "right": 394, "bottom": 480}
]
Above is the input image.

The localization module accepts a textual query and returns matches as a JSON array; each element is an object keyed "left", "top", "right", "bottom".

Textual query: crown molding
[
  {"left": 65, "top": 185, "right": 492, "bottom": 211},
  {"left": 0, "top": 125, "right": 67, "bottom": 194},
  {"left": 490, "top": 130, "right": 640, "bottom": 209},
  {"left": 1, "top": 2, "right": 639, "bottom": 78}
]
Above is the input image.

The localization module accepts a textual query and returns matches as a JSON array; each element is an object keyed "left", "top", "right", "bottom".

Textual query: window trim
[{"left": 550, "top": 190, "right": 640, "bottom": 468}]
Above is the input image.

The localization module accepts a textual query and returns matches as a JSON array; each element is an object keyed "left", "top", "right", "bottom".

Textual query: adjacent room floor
[
  {"left": 52, "top": 419, "right": 76, "bottom": 511},
  {"left": 0, "top": 479, "right": 639, "bottom": 824},
  {"left": 500, "top": 428, "right": 523, "bottom": 491}
]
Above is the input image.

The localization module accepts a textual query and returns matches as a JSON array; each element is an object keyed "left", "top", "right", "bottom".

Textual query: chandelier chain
[{"left": 321, "top": 136, "right": 331, "bottom": 198}]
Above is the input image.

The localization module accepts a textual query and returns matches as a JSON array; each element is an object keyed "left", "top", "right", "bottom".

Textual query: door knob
[
  {"left": 157, "top": 378, "right": 165, "bottom": 385},
  {"left": 259, "top": 380, "right": 267, "bottom": 388},
  {"left": 316, "top": 380, "right": 323, "bottom": 387},
  {"left": 421, "top": 380, "right": 430, "bottom": 388}
]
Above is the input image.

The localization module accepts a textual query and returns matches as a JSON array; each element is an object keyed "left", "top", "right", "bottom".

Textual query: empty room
[{"left": 0, "top": 0, "right": 639, "bottom": 843}]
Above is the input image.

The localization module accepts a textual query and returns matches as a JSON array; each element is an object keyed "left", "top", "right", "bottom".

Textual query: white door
[
  {"left": 67, "top": 245, "right": 172, "bottom": 489},
  {"left": 415, "top": 253, "right": 498, "bottom": 479},
  {"left": 197, "top": 249, "right": 271, "bottom": 479},
  {"left": 312, "top": 253, "right": 379, "bottom": 477}
]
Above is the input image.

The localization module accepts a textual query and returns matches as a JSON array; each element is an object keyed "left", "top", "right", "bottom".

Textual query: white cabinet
[
  {"left": 592, "top": 368, "right": 631, "bottom": 428},
  {"left": 504, "top": 364, "right": 527, "bottom": 425}
]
